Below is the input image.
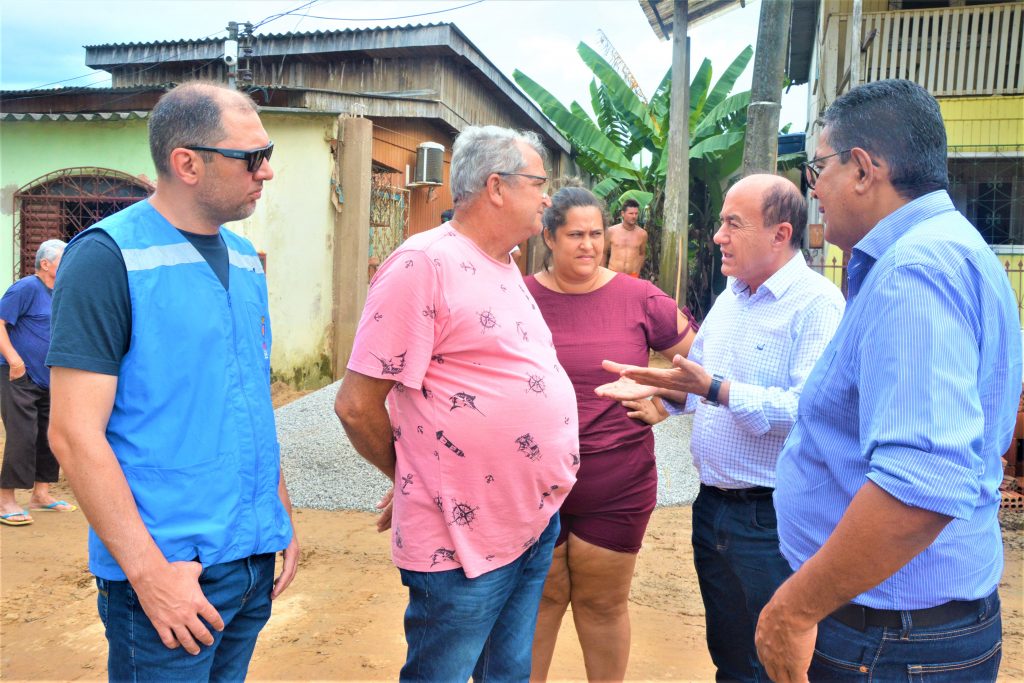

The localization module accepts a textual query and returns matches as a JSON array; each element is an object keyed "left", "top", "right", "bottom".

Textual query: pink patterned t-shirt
[{"left": 348, "top": 225, "right": 580, "bottom": 578}]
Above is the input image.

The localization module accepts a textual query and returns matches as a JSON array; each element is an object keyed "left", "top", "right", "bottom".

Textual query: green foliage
[{"left": 513, "top": 42, "right": 753, "bottom": 317}]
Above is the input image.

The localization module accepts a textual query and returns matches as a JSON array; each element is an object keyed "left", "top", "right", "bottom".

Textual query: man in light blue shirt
[
  {"left": 599, "top": 174, "right": 844, "bottom": 681},
  {"left": 756, "top": 80, "right": 1021, "bottom": 682}
]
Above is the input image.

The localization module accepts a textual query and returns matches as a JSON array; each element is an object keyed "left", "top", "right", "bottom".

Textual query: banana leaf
[
  {"left": 704, "top": 46, "right": 753, "bottom": 115},
  {"left": 514, "top": 69, "right": 637, "bottom": 175}
]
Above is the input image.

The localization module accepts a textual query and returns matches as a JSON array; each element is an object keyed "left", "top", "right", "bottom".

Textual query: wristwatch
[{"left": 704, "top": 374, "right": 724, "bottom": 407}]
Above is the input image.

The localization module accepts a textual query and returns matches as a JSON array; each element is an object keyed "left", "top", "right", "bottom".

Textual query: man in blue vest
[{"left": 47, "top": 81, "right": 298, "bottom": 681}]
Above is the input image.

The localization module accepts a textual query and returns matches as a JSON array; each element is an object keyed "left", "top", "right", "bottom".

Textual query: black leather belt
[
  {"left": 829, "top": 596, "right": 987, "bottom": 631},
  {"left": 700, "top": 483, "right": 774, "bottom": 501}
]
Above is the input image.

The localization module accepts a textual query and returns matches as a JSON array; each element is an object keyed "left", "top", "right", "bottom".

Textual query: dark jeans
[
  {"left": 692, "top": 485, "right": 794, "bottom": 683},
  {"left": 810, "top": 591, "right": 1002, "bottom": 681},
  {"left": 398, "top": 514, "right": 559, "bottom": 682},
  {"left": 0, "top": 365, "right": 57, "bottom": 490},
  {"left": 97, "top": 553, "right": 275, "bottom": 682}
]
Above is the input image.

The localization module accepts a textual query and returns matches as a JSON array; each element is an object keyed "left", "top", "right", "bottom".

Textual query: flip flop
[
  {"left": 29, "top": 500, "right": 77, "bottom": 512},
  {"left": 0, "top": 511, "right": 33, "bottom": 526}
]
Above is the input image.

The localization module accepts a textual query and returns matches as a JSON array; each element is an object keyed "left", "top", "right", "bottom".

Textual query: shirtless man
[{"left": 604, "top": 198, "right": 647, "bottom": 277}]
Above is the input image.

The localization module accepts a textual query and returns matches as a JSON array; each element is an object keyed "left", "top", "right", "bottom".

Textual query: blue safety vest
[{"left": 79, "top": 200, "right": 292, "bottom": 580}]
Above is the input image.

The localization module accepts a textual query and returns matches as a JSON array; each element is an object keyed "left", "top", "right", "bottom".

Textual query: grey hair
[
  {"left": 148, "top": 81, "right": 258, "bottom": 177},
  {"left": 450, "top": 126, "right": 548, "bottom": 204},
  {"left": 761, "top": 182, "right": 808, "bottom": 248},
  {"left": 35, "top": 239, "right": 66, "bottom": 269}
]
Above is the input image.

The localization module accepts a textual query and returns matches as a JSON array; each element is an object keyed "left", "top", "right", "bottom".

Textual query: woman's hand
[{"left": 622, "top": 396, "right": 669, "bottom": 425}]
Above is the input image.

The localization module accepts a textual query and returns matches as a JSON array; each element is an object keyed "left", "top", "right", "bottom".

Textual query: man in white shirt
[{"left": 599, "top": 174, "right": 844, "bottom": 681}]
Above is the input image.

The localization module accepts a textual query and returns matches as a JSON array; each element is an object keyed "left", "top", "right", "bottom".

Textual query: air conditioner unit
[{"left": 411, "top": 142, "right": 445, "bottom": 186}]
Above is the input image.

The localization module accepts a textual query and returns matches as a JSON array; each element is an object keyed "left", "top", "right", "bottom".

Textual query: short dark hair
[
  {"left": 541, "top": 187, "right": 607, "bottom": 268},
  {"left": 821, "top": 79, "right": 947, "bottom": 200},
  {"left": 761, "top": 182, "right": 807, "bottom": 248},
  {"left": 148, "top": 81, "right": 258, "bottom": 177},
  {"left": 622, "top": 198, "right": 641, "bottom": 211}
]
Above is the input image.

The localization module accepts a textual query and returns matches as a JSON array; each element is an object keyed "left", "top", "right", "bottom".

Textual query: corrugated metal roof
[
  {"left": 82, "top": 22, "right": 449, "bottom": 49},
  {"left": 638, "top": 0, "right": 746, "bottom": 39},
  {"left": 81, "top": 23, "right": 570, "bottom": 154},
  {"left": 1, "top": 111, "right": 150, "bottom": 121},
  {"left": 0, "top": 85, "right": 168, "bottom": 96}
]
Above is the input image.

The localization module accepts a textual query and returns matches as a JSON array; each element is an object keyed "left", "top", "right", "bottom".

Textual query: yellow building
[{"left": 789, "top": 1, "right": 1024, "bottom": 321}]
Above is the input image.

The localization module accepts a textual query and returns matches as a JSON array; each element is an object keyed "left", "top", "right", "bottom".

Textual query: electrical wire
[
  {"left": 277, "top": 0, "right": 485, "bottom": 23},
  {"left": 3, "top": 0, "right": 483, "bottom": 103}
]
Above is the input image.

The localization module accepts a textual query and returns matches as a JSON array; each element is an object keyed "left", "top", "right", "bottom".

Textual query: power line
[
  {"left": 3, "top": 0, "right": 484, "bottom": 99},
  {"left": 7, "top": 0, "right": 317, "bottom": 93},
  {"left": 277, "top": 0, "right": 485, "bottom": 23}
]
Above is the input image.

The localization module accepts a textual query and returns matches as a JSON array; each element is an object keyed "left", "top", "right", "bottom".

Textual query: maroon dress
[{"left": 525, "top": 273, "right": 696, "bottom": 553}]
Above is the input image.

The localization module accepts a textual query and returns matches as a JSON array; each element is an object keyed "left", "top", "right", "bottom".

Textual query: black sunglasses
[
  {"left": 800, "top": 149, "right": 850, "bottom": 190},
  {"left": 185, "top": 141, "right": 274, "bottom": 173}
]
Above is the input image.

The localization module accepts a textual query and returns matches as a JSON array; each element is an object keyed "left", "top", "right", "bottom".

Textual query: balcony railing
[
  {"left": 824, "top": 3, "right": 1023, "bottom": 97},
  {"left": 808, "top": 253, "right": 1024, "bottom": 328}
]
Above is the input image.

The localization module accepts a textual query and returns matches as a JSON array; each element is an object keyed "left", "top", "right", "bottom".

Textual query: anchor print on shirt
[
  {"left": 460, "top": 261, "right": 477, "bottom": 275},
  {"left": 400, "top": 473, "right": 414, "bottom": 496},
  {"left": 449, "top": 392, "right": 485, "bottom": 416},
  {"left": 515, "top": 322, "right": 529, "bottom": 342},
  {"left": 515, "top": 433, "right": 542, "bottom": 461},
  {"left": 370, "top": 351, "right": 406, "bottom": 376}
]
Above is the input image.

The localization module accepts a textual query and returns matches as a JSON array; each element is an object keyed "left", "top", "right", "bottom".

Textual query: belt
[
  {"left": 829, "top": 596, "right": 988, "bottom": 631},
  {"left": 700, "top": 483, "right": 774, "bottom": 501}
]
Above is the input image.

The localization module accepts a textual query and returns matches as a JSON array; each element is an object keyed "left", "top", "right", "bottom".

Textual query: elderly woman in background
[{"left": 526, "top": 187, "right": 697, "bottom": 681}]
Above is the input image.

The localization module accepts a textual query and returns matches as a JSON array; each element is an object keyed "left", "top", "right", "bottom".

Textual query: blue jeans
[
  {"left": 692, "top": 486, "right": 794, "bottom": 682},
  {"left": 97, "top": 553, "right": 275, "bottom": 682},
  {"left": 398, "top": 514, "right": 559, "bottom": 682},
  {"left": 809, "top": 591, "right": 1002, "bottom": 681}
]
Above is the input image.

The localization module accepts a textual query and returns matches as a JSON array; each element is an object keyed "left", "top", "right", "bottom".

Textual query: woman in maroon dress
[{"left": 526, "top": 187, "right": 697, "bottom": 681}]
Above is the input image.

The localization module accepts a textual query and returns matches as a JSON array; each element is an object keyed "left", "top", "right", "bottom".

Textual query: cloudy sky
[{"left": 0, "top": 0, "right": 808, "bottom": 130}]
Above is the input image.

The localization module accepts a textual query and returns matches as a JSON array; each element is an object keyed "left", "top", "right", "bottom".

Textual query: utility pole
[
  {"left": 225, "top": 21, "right": 240, "bottom": 89},
  {"left": 659, "top": 0, "right": 689, "bottom": 305},
  {"left": 238, "top": 22, "right": 255, "bottom": 88},
  {"left": 741, "top": 0, "right": 793, "bottom": 175}
]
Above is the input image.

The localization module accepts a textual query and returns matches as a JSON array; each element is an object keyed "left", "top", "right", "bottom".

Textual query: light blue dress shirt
[
  {"left": 679, "top": 252, "right": 845, "bottom": 488},
  {"left": 775, "top": 191, "right": 1023, "bottom": 609}
]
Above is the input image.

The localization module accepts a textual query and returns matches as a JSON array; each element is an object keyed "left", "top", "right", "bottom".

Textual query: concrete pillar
[
  {"left": 332, "top": 115, "right": 373, "bottom": 379},
  {"left": 659, "top": 0, "right": 689, "bottom": 304},
  {"left": 741, "top": 0, "right": 793, "bottom": 176}
]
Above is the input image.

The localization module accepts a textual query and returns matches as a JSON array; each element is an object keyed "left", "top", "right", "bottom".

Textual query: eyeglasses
[
  {"left": 185, "top": 141, "right": 274, "bottom": 173},
  {"left": 495, "top": 172, "right": 548, "bottom": 187},
  {"left": 800, "top": 149, "right": 850, "bottom": 190}
]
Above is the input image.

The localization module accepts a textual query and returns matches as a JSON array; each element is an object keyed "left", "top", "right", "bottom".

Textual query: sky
[{"left": 0, "top": 0, "right": 808, "bottom": 131}]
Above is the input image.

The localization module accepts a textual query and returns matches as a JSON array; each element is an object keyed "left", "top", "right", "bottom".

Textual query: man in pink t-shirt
[{"left": 336, "top": 125, "right": 579, "bottom": 681}]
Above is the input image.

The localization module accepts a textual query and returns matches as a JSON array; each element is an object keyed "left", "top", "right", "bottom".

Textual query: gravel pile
[{"left": 276, "top": 380, "right": 700, "bottom": 511}]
